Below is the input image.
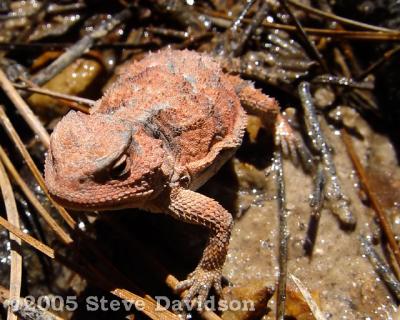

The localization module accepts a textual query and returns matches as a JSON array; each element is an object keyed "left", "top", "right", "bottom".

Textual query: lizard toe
[
  {"left": 178, "top": 268, "right": 222, "bottom": 311},
  {"left": 175, "top": 279, "right": 194, "bottom": 292},
  {"left": 276, "top": 115, "right": 314, "bottom": 171}
]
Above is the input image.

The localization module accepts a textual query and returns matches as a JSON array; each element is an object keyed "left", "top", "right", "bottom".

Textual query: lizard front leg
[
  {"left": 165, "top": 187, "right": 233, "bottom": 309},
  {"left": 224, "top": 74, "right": 313, "bottom": 170}
]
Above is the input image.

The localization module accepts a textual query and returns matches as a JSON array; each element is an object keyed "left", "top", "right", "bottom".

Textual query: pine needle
[{"left": 0, "top": 160, "right": 22, "bottom": 320}]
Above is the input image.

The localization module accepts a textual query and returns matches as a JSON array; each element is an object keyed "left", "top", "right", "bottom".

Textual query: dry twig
[
  {"left": 0, "top": 284, "right": 64, "bottom": 320},
  {"left": 312, "top": 75, "right": 374, "bottom": 90},
  {"left": 360, "top": 236, "right": 400, "bottom": 300},
  {"left": 299, "top": 82, "right": 356, "bottom": 227},
  {"left": 0, "top": 146, "right": 73, "bottom": 244},
  {"left": 30, "top": 8, "right": 132, "bottom": 86},
  {"left": 201, "top": 9, "right": 400, "bottom": 41},
  {"left": 287, "top": 0, "right": 396, "bottom": 33},
  {"left": 13, "top": 82, "right": 94, "bottom": 111},
  {"left": 0, "top": 215, "right": 55, "bottom": 259},
  {"left": 0, "top": 105, "right": 76, "bottom": 228},
  {"left": 0, "top": 215, "right": 179, "bottom": 320},
  {"left": 0, "top": 68, "right": 50, "bottom": 147},
  {"left": 0, "top": 41, "right": 159, "bottom": 51},
  {"left": 341, "top": 130, "right": 400, "bottom": 269},
  {"left": 356, "top": 46, "right": 400, "bottom": 80},
  {"left": 279, "top": 0, "right": 329, "bottom": 72},
  {"left": 274, "top": 150, "right": 289, "bottom": 320},
  {"left": 0, "top": 160, "right": 22, "bottom": 320}
]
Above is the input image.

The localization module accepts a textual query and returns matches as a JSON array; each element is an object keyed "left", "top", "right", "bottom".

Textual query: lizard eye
[{"left": 109, "top": 154, "right": 130, "bottom": 179}]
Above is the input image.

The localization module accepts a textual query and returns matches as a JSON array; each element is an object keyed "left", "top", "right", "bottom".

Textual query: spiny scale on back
[
  {"left": 94, "top": 49, "right": 246, "bottom": 165},
  {"left": 45, "top": 49, "right": 247, "bottom": 209}
]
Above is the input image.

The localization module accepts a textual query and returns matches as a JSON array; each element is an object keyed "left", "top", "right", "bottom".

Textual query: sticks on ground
[
  {"left": 278, "top": 0, "right": 329, "bottom": 72},
  {"left": 274, "top": 150, "right": 289, "bottom": 320},
  {"left": 13, "top": 81, "right": 94, "bottom": 112},
  {"left": 0, "top": 215, "right": 54, "bottom": 259},
  {"left": 286, "top": 0, "right": 396, "bottom": 33},
  {"left": 0, "top": 105, "right": 76, "bottom": 228},
  {"left": 0, "top": 68, "right": 50, "bottom": 147},
  {"left": 201, "top": 9, "right": 400, "bottom": 41},
  {"left": 30, "top": 8, "right": 132, "bottom": 86},
  {"left": 0, "top": 146, "right": 73, "bottom": 244},
  {"left": 0, "top": 284, "right": 64, "bottom": 320},
  {"left": 298, "top": 82, "right": 356, "bottom": 228},
  {"left": 0, "top": 215, "right": 179, "bottom": 320},
  {"left": 0, "top": 160, "right": 22, "bottom": 320},
  {"left": 360, "top": 235, "right": 400, "bottom": 301},
  {"left": 342, "top": 129, "right": 400, "bottom": 270}
]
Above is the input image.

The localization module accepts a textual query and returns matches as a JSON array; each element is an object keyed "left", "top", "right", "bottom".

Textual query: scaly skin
[{"left": 45, "top": 49, "right": 303, "bottom": 309}]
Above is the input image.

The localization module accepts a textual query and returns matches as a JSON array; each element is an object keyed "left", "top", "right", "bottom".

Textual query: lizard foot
[
  {"left": 275, "top": 114, "right": 313, "bottom": 171},
  {"left": 176, "top": 268, "right": 222, "bottom": 310}
]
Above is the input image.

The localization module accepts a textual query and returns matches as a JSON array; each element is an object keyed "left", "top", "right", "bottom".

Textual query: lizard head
[{"left": 45, "top": 111, "right": 166, "bottom": 210}]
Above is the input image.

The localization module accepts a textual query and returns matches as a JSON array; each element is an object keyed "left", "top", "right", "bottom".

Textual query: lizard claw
[
  {"left": 176, "top": 268, "right": 222, "bottom": 311},
  {"left": 275, "top": 114, "right": 314, "bottom": 171}
]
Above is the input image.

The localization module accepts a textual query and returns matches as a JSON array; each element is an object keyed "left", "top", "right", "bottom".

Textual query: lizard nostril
[{"left": 78, "top": 177, "right": 86, "bottom": 184}]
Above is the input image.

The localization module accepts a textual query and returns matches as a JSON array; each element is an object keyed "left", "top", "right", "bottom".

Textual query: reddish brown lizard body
[{"left": 45, "top": 49, "right": 300, "bottom": 308}]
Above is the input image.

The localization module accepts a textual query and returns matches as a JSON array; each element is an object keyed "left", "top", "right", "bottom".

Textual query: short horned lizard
[{"left": 45, "top": 49, "right": 303, "bottom": 308}]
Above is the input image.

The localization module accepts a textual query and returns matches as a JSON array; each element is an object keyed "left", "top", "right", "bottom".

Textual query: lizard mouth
[{"left": 48, "top": 186, "right": 154, "bottom": 211}]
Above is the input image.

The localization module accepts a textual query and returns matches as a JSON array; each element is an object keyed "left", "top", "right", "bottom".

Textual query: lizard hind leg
[{"left": 165, "top": 187, "right": 233, "bottom": 311}]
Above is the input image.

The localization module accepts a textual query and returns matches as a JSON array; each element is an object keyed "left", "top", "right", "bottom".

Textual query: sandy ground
[{"left": 216, "top": 111, "right": 400, "bottom": 319}]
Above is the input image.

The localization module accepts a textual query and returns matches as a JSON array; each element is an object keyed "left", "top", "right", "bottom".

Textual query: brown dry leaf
[
  {"left": 221, "top": 280, "right": 274, "bottom": 320},
  {"left": 28, "top": 58, "right": 102, "bottom": 120},
  {"left": 285, "top": 282, "right": 321, "bottom": 320},
  {"left": 246, "top": 115, "right": 262, "bottom": 143},
  {"left": 232, "top": 159, "right": 269, "bottom": 191},
  {"left": 31, "top": 51, "right": 63, "bottom": 71}
]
